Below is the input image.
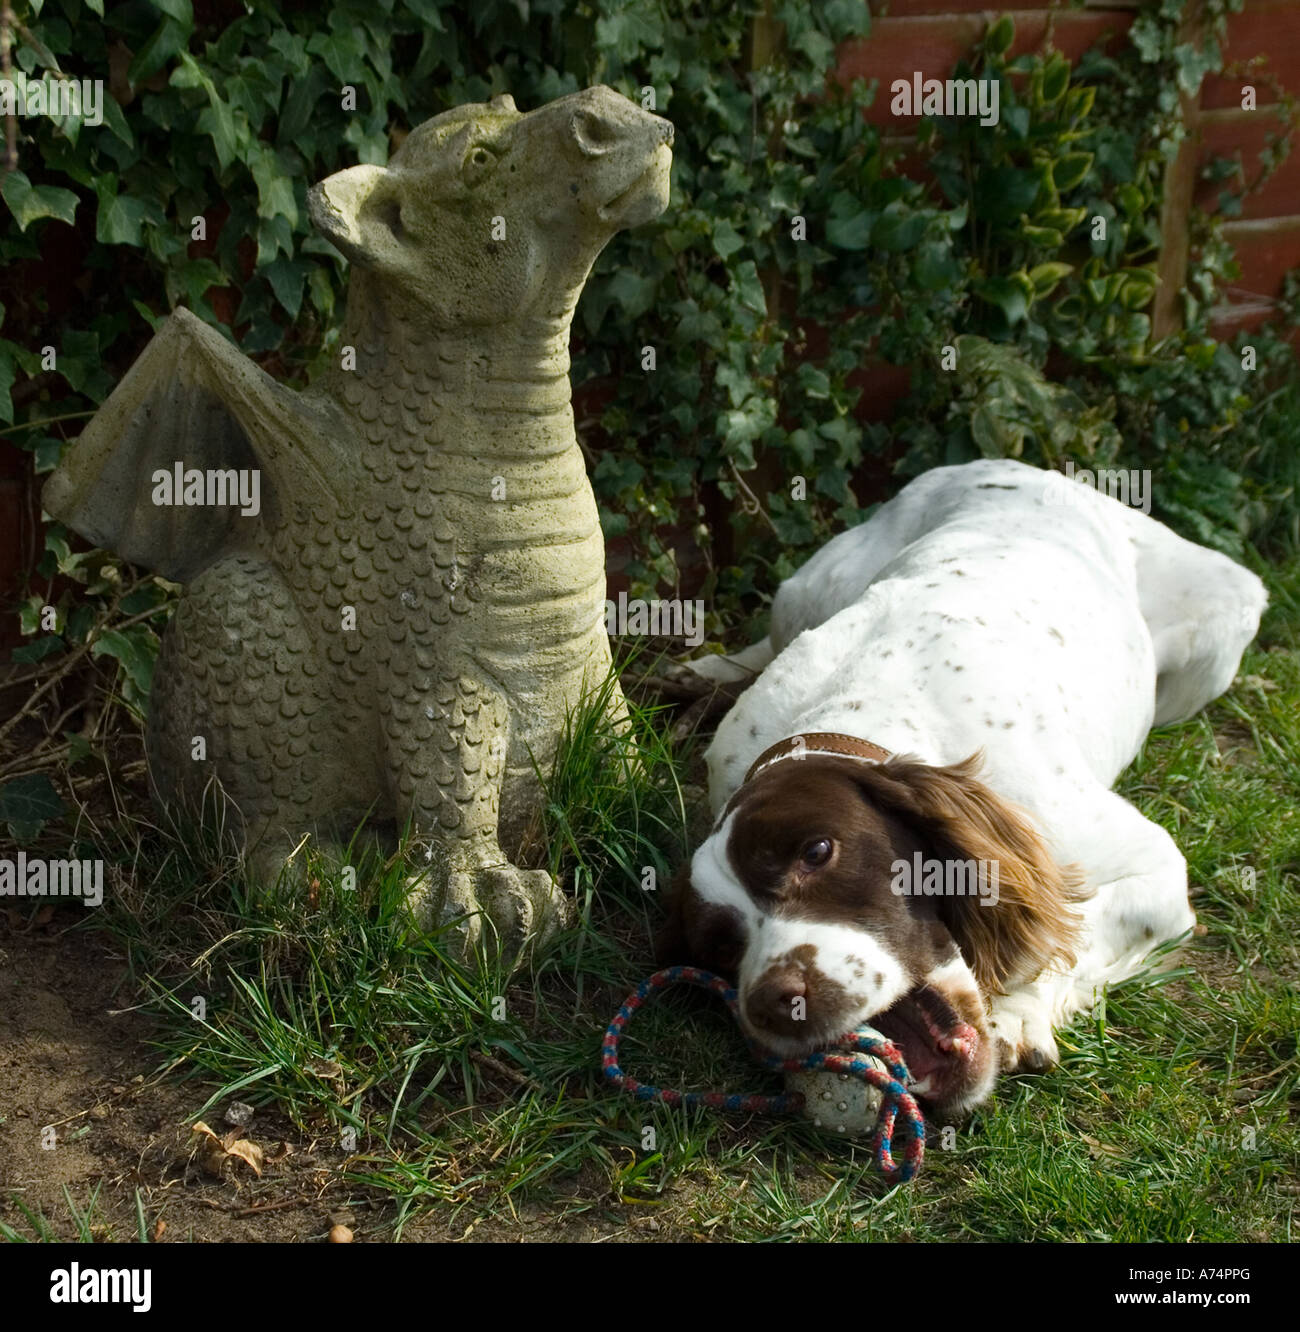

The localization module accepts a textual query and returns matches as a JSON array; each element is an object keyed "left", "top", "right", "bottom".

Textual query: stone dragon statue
[{"left": 44, "top": 86, "right": 673, "bottom": 958}]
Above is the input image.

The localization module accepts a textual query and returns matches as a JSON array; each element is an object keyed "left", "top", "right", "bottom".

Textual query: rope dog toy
[{"left": 602, "top": 965, "right": 926, "bottom": 1183}]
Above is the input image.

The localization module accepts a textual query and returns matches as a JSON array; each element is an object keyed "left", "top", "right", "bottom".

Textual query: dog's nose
[{"left": 747, "top": 966, "right": 808, "bottom": 1035}]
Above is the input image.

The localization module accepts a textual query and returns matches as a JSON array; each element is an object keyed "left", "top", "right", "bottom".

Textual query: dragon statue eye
[{"left": 464, "top": 145, "right": 497, "bottom": 180}]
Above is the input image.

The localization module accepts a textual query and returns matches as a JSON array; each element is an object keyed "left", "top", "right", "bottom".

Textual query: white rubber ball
[{"left": 784, "top": 1032, "right": 889, "bottom": 1136}]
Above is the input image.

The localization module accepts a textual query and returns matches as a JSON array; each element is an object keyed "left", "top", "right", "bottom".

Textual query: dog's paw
[{"left": 988, "top": 997, "right": 1060, "bottom": 1074}]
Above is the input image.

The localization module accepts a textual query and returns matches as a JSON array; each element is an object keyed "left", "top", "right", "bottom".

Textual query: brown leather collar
[{"left": 743, "top": 732, "right": 892, "bottom": 783}]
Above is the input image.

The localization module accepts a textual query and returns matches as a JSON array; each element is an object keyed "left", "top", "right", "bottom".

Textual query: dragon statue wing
[{"left": 43, "top": 306, "right": 360, "bottom": 583}]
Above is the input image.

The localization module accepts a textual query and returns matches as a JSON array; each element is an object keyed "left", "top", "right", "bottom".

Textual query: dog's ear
[
  {"left": 653, "top": 862, "right": 694, "bottom": 965},
  {"left": 851, "top": 753, "right": 1086, "bottom": 994}
]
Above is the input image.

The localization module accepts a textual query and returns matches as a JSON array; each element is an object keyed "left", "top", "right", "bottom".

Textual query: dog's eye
[{"left": 800, "top": 838, "right": 834, "bottom": 868}]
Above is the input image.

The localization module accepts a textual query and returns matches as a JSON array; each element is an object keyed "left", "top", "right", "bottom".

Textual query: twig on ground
[{"left": 469, "top": 1050, "right": 543, "bottom": 1093}]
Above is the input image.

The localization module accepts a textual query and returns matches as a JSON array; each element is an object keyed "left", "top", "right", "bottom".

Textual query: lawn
[{"left": 2, "top": 561, "right": 1297, "bottom": 1244}]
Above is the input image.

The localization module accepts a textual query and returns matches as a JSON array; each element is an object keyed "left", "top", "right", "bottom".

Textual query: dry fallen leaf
[
  {"left": 189, "top": 1121, "right": 264, "bottom": 1178},
  {"left": 1080, "top": 1133, "right": 1126, "bottom": 1160},
  {"left": 223, "top": 1136, "right": 265, "bottom": 1177},
  {"left": 151, "top": 1219, "right": 166, "bottom": 1242}
]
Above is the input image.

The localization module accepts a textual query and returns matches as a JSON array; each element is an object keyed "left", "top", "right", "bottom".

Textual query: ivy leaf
[
  {"left": 151, "top": 0, "right": 195, "bottom": 23},
  {"left": 1129, "top": 14, "right": 1164, "bottom": 63},
  {"left": 606, "top": 269, "right": 660, "bottom": 320},
  {"left": 675, "top": 299, "right": 724, "bottom": 349},
  {"left": 91, "top": 628, "right": 156, "bottom": 698},
  {"left": 872, "top": 202, "right": 927, "bottom": 252},
  {"left": 132, "top": 300, "right": 168, "bottom": 333},
  {"left": 129, "top": 16, "right": 190, "bottom": 85},
  {"left": 1001, "top": 103, "right": 1031, "bottom": 139},
  {"left": 51, "top": 329, "right": 110, "bottom": 398},
  {"left": 99, "top": 93, "right": 135, "bottom": 148},
  {"left": 2, "top": 170, "right": 79, "bottom": 231},
  {"left": 825, "top": 209, "right": 872, "bottom": 251},
  {"left": 711, "top": 218, "right": 744, "bottom": 259},
  {"left": 0, "top": 342, "right": 14, "bottom": 423},
  {"left": 95, "top": 176, "right": 161, "bottom": 246},
  {"left": 0, "top": 773, "right": 66, "bottom": 841},
  {"left": 402, "top": 0, "right": 447, "bottom": 31},
  {"left": 33, "top": 435, "right": 63, "bottom": 472},
  {"left": 790, "top": 25, "right": 834, "bottom": 70},
  {"left": 787, "top": 427, "right": 817, "bottom": 467},
  {"left": 249, "top": 146, "right": 299, "bottom": 226},
  {"left": 971, "top": 403, "right": 1012, "bottom": 458},
  {"left": 732, "top": 260, "right": 766, "bottom": 315},
  {"left": 796, "top": 363, "right": 831, "bottom": 400},
  {"left": 976, "top": 275, "right": 1028, "bottom": 326},
  {"left": 914, "top": 240, "right": 961, "bottom": 291},
  {"left": 196, "top": 97, "right": 243, "bottom": 171},
  {"left": 1174, "top": 39, "right": 1220, "bottom": 96},
  {"left": 822, "top": 0, "right": 871, "bottom": 40},
  {"left": 974, "top": 166, "right": 1040, "bottom": 223},
  {"left": 171, "top": 257, "right": 227, "bottom": 311},
  {"left": 280, "top": 64, "right": 329, "bottom": 143},
  {"left": 176, "top": 53, "right": 247, "bottom": 170},
  {"left": 11, "top": 635, "right": 65, "bottom": 665}
]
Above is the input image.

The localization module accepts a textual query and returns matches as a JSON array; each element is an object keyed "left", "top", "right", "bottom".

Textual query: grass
[
  {"left": 0, "top": 1185, "right": 157, "bottom": 1243},
  {"left": 22, "top": 571, "right": 1300, "bottom": 1242}
]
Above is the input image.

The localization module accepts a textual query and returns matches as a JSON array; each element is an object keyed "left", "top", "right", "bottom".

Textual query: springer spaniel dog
[{"left": 658, "top": 459, "right": 1266, "bottom": 1118}]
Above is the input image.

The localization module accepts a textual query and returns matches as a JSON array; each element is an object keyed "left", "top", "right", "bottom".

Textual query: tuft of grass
[{"left": 0, "top": 1184, "right": 128, "bottom": 1243}]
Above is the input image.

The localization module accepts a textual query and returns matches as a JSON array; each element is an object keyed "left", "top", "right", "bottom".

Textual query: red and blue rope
[{"left": 602, "top": 965, "right": 926, "bottom": 1183}]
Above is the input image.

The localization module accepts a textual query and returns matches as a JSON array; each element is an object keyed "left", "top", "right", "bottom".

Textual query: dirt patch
[
  {"left": 0, "top": 908, "right": 377, "bottom": 1242},
  {"left": 0, "top": 908, "right": 659, "bottom": 1242}
]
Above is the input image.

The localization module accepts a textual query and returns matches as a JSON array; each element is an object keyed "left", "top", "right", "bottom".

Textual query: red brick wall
[
  {"left": 1199, "top": 0, "right": 1300, "bottom": 336},
  {"left": 841, "top": 0, "right": 1300, "bottom": 341}
]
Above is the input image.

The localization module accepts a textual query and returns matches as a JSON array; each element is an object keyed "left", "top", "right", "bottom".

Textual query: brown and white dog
[{"left": 657, "top": 460, "right": 1266, "bottom": 1118}]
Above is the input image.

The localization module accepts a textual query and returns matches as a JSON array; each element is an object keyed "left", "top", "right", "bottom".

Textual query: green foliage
[
  {"left": 0, "top": 769, "right": 64, "bottom": 839},
  {"left": 0, "top": 0, "right": 1293, "bottom": 688}
]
